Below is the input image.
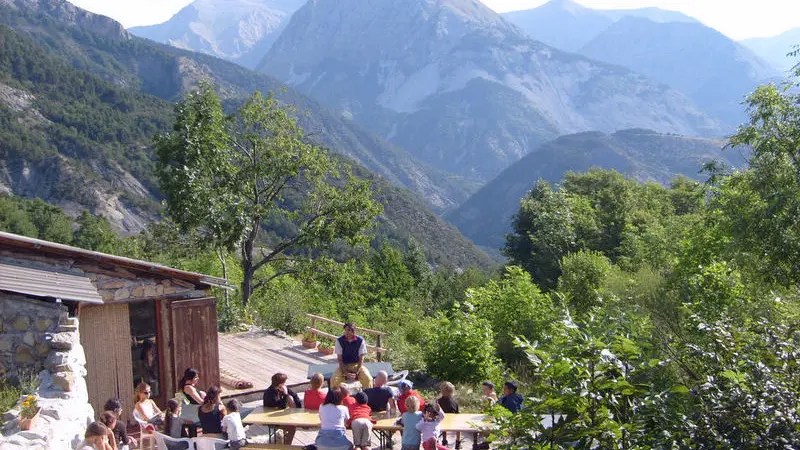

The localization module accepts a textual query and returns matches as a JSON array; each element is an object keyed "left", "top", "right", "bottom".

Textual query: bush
[{"left": 423, "top": 305, "right": 502, "bottom": 384}]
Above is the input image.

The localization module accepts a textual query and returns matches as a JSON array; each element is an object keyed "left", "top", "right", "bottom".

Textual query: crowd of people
[
  {"left": 77, "top": 367, "right": 246, "bottom": 450},
  {"left": 76, "top": 323, "right": 524, "bottom": 450},
  {"left": 260, "top": 323, "right": 525, "bottom": 450}
]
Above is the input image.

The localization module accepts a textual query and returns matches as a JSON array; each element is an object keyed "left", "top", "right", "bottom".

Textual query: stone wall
[
  {"left": 1, "top": 304, "right": 94, "bottom": 450},
  {"left": 0, "top": 294, "right": 67, "bottom": 381}
]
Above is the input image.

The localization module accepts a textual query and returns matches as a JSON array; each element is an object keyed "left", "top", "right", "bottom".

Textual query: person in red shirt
[
  {"left": 340, "top": 385, "right": 357, "bottom": 408},
  {"left": 304, "top": 373, "right": 327, "bottom": 411},
  {"left": 397, "top": 380, "right": 425, "bottom": 413},
  {"left": 346, "top": 392, "right": 376, "bottom": 450}
]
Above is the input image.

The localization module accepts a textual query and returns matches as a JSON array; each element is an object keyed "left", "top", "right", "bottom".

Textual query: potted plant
[
  {"left": 317, "top": 339, "right": 335, "bottom": 355},
  {"left": 301, "top": 331, "right": 318, "bottom": 349},
  {"left": 18, "top": 395, "right": 40, "bottom": 431}
]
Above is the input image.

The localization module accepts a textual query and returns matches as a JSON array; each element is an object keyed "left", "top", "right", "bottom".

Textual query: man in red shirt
[{"left": 397, "top": 380, "right": 425, "bottom": 413}]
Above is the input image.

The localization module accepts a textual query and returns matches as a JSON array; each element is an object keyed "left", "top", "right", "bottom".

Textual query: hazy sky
[{"left": 68, "top": 0, "right": 800, "bottom": 40}]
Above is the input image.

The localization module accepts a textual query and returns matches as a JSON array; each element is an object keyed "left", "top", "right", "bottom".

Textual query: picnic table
[{"left": 244, "top": 407, "right": 491, "bottom": 449}]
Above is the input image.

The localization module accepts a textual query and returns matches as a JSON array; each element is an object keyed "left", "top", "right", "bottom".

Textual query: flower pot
[
  {"left": 19, "top": 407, "right": 40, "bottom": 431},
  {"left": 318, "top": 347, "right": 334, "bottom": 356},
  {"left": 302, "top": 340, "right": 317, "bottom": 349}
]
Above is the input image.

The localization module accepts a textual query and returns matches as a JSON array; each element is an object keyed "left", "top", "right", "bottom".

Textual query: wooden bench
[
  {"left": 246, "top": 444, "right": 305, "bottom": 450},
  {"left": 305, "top": 314, "right": 389, "bottom": 361},
  {"left": 307, "top": 362, "right": 407, "bottom": 388}
]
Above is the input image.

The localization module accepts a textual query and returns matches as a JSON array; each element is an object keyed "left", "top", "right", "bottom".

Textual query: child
[
  {"left": 481, "top": 381, "right": 498, "bottom": 408},
  {"left": 396, "top": 396, "right": 423, "bottom": 450},
  {"left": 437, "top": 382, "right": 460, "bottom": 448},
  {"left": 416, "top": 403, "right": 446, "bottom": 450},
  {"left": 164, "top": 399, "right": 185, "bottom": 438},
  {"left": 498, "top": 381, "right": 524, "bottom": 413},
  {"left": 347, "top": 392, "right": 376, "bottom": 450},
  {"left": 304, "top": 373, "right": 327, "bottom": 411},
  {"left": 98, "top": 411, "right": 119, "bottom": 450},
  {"left": 340, "top": 385, "right": 356, "bottom": 408},
  {"left": 316, "top": 390, "right": 354, "bottom": 450},
  {"left": 77, "top": 422, "right": 112, "bottom": 450},
  {"left": 222, "top": 399, "right": 247, "bottom": 450},
  {"left": 134, "top": 382, "right": 164, "bottom": 425}
]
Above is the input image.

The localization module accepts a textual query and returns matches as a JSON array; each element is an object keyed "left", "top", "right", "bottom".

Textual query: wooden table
[{"left": 245, "top": 408, "right": 491, "bottom": 448}]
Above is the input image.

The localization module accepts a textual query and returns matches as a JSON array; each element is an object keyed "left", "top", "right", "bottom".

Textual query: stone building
[{"left": 0, "top": 231, "right": 229, "bottom": 449}]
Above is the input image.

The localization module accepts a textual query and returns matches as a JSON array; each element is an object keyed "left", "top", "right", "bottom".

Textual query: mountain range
[
  {"left": 129, "top": 0, "right": 304, "bottom": 69},
  {"left": 501, "top": 0, "right": 696, "bottom": 52},
  {"left": 0, "top": 0, "right": 495, "bottom": 269},
  {"left": 446, "top": 129, "right": 746, "bottom": 249},
  {"left": 742, "top": 28, "right": 800, "bottom": 73},
  {"left": 257, "top": 0, "right": 722, "bottom": 184}
]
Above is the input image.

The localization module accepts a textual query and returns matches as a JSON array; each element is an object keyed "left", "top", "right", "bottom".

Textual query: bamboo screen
[{"left": 79, "top": 303, "right": 134, "bottom": 422}]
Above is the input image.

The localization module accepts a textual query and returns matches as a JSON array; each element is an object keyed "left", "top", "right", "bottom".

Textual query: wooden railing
[{"left": 305, "top": 313, "right": 389, "bottom": 361}]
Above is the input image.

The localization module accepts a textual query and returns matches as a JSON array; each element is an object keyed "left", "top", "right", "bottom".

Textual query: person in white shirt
[
  {"left": 222, "top": 399, "right": 247, "bottom": 450},
  {"left": 315, "top": 390, "right": 354, "bottom": 450}
]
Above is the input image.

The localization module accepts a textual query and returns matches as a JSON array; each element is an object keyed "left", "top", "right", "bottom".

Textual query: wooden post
[
  {"left": 376, "top": 335, "right": 382, "bottom": 362},
  {"left": 311, "top": 316, "right": 316, "bottom": 335}
]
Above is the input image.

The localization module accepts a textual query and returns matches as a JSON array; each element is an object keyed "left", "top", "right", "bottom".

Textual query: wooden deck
[{"left": 218, "top": 330, "right": 336, "bottom": 397}]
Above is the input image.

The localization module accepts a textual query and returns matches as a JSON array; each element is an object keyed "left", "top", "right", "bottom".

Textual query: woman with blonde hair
[{"left": 134, "top": 382, "right": 164, "bottom": 425}]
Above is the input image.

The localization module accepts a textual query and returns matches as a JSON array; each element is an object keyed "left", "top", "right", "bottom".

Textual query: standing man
[{"left": 331, "top": 322, "right": 374, "bottom": 389}]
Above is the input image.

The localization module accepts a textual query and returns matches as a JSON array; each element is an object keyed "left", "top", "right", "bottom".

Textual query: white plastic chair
[
  {"left": 152, "top": 431, "right": 194, "bottom": 450},
  {"left": 193, "top": 436, "right": 229, "bottom": 450},
  {"left": 132, "top": 410, "right": 156, "bottom": 450}
]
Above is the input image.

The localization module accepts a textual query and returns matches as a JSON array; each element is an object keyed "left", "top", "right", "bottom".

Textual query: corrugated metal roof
[
  {"left": 0, "top": 231, "right": 231, "bottom": 289},
  {"left": 0, "top": 261, "right": 103, "bottom": 304}
]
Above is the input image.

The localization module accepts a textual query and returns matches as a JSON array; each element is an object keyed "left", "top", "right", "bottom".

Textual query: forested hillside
[
  {"left": 0, "top": 9, "right": 494, "bottom": 269},
  {"left": 447, "top": 129, "right": 744, "bottom": 249},
  {"left": 0, "top": 0, "right": 471, "bottom": 211}
]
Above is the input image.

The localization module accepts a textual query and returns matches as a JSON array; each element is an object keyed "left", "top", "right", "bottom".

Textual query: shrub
[{"left": 423, "top": 305, "right": 502, "bottom": 384}]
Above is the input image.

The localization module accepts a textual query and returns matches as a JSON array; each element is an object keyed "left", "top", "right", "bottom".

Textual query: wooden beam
[
  {"left": 306, "top": 327, "right": 389, "bottom": 353},
  {"left": 305, "top": 313, "right": 388, "bottom": 336}
]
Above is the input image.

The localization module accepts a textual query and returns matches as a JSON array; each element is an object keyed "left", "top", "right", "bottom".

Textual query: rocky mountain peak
[{"left": 4, "top": 0, "right": 130, "bottom": 40}]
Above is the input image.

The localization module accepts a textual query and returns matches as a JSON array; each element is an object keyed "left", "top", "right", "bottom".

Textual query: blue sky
[{"left": 67, "top": 0, "right": 800, "bottom": 40}]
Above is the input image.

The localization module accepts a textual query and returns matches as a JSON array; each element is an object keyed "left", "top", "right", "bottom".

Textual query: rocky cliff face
[
  {"left": 129, "top": 0, "right": 305, "bottom": 69},
  {"left": 260, "top": 0, "right": 724, "bottom": 183},
  {"left": 579, "top": 17, "right": 779, "bottom": 128}
]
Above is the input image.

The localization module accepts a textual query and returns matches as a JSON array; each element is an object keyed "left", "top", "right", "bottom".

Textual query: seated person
[
  {"left": 481, "top": 381, "right": 498, "bottom": 408},
  {"left": 103, "top": 398, "right": 137, "bottom": 450},
  {"left": 134, "top": 382, "right": 164, "bottom": 425},
  {"left": 98, "top": 411, "right": 119, "bottom": 450},
  {"left": 315, "top": 390, "right": 354, "bottom": 450},
  {"left": 437, "top": 382, "right": 460, "bottom": 447},
  {"left": 198, "top": 386, "right": 227, "bottom": 435},
  {"left": 263, "top": 372, "right": 301, "bottom": 444},
  {"left": 222, "top": 399, "right": 247, "bottom": 450},
  {"left": 498, "top": 381, "right": 524, "bottom": 413},
  {"left": 304, "top": 373, "right": 327, "bottom": 411},
  {"left": 331, "top": 323, "right": 373, "bottom": 389},
  {"left": 78, "top": 422, "right": 113, "bottom": 450},
  {"left": 397, "top": 380, "right": 425, "bottom": 414},
  {"left": 178, "top": 368, "right": 206, "bottom": 404},
  {"left": 363, "top": 371, "right": 398, "bottom": 413}
]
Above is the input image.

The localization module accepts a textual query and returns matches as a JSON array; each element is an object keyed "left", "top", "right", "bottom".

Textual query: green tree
[
  {"left": 24, "top": 198, "right": 73, "bottom": 244},
  {"left": 559, "top": 250, "right": 613, "bottom": 314},
  {"left": 73, "top": 211, "right": 118, "bottom": 252},
  {"left": 423, "top": 305, "right": 502, "bottom": 384},
  {"left": 468, "top": 266, "right": 557, "bottom": 363},
  {"left": 504, "top": 181, "right": 577, "bottom": 289},
  {"left": 155, "top": 82, "right": 382, "bottom": 306}
]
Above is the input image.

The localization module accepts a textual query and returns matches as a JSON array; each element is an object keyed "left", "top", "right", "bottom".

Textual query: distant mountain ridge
[
  {"left": 446, "top": 129, "right": 746, "bottom": 249},
  {"left": 579, "top": 16, "right": 779, "bottom": 128},
  {"left": 0, "top": 0, "right": 495, "bottom": 269},
  {"left": 742, "top": 28, "right": 800, "bottom": 73},
  {"left": 129, "top": 0, "right": 305, "bottom": 69},
  {"left": 502, "top": 0, "right": 697, "bottom": 52},
  {"left": 259, "top": 0, "right": 723, "bottom": 184}
]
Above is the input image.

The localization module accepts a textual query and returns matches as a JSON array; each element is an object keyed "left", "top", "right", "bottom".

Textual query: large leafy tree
[{"left": 155, "top": 82, "right": 381, "bottom": 306}]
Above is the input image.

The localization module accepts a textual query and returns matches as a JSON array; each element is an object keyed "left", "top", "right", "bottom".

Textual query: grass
[{"left": 0, "top": 381, "right": 22, "bottom": 426}]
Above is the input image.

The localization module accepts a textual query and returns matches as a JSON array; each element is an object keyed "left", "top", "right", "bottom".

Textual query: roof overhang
[
  {"left": 0, "top": 231, "right": 232, "bottom": 289},
  {"left": 0, "top": 261, "right": 103, "bottom": 304}
]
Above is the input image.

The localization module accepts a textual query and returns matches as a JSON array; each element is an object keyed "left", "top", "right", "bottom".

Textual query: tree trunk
[
  {"left": 217, "top": 249, "right": 230, "bottom": 308},
  {"left": 240, "top": 220, "right": 261, "bottom": 307}
]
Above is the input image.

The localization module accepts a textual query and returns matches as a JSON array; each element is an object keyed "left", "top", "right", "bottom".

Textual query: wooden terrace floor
[{"left": 218, "top": 329, "right": 337, "bottom": 396}]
